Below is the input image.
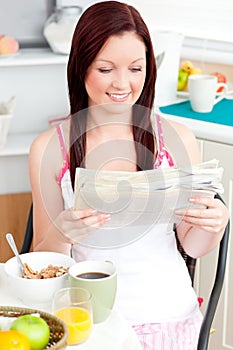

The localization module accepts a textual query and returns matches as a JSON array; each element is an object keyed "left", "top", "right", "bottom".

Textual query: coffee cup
[
  {"left": 68, "top": 260, "right": 117, "bottom": 323},
  {"left": 188, "top": 74, "right": 228, "bottom": 113}
]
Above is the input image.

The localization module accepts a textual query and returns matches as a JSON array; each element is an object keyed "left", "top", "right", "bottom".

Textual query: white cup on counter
[{"left": 188, "top": 74, "right": 228, "bottom": 113}]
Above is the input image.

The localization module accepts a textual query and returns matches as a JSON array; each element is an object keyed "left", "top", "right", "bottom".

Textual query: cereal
[{"left": 23, "top": 263, "right": 68, "bottom": 279}]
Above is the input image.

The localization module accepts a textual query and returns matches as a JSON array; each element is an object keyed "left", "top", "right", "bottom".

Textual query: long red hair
[{"left": 67, "top": 1, "right": 157, "bottom": 187}]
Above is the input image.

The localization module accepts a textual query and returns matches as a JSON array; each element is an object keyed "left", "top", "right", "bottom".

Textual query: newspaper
[{"left": 74, "top": 159, "right": 223, "bottom": 231}]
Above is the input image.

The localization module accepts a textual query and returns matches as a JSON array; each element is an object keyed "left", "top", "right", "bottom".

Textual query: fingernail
[
  {"left": 104, "top": 214, "right": 111, "bottom": 221},
  {"left": 175, "top": 209, "right": 182, "bottom": 214}
]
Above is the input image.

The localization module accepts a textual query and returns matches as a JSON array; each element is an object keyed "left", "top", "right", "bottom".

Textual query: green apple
[
  {"left": 177, "top": 70, "right": 189, "bottom": 91},
  {"left": 10, "top": 315, "right": 50, "bottom": 350}
]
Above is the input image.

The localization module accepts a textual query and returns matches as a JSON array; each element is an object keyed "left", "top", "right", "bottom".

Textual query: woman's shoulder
[
  {"left": 30, "top": 127, "right": 57, "bottom": 156},
  {"left": 160, "top": 117, "right": 201, "bottom": 165},
  {"left": 161, "top": 117, "right": 193, "bottom": 135},
  {"left": 161, "top": 117, "right": 196, "bottom": 143}
]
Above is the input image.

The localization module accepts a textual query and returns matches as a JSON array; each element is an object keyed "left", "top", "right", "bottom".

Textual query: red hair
[{"left": 67, "top": 1, "right": 157, "bottom": 186}]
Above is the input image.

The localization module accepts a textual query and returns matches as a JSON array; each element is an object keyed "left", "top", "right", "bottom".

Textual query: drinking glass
[{"left": 52, "top": 287, "right": 93, "bottom": 345}]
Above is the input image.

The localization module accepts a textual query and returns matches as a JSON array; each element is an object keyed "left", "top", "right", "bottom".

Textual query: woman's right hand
[{"left": 53, "top": 207, "right": 111, "bottom": 244}]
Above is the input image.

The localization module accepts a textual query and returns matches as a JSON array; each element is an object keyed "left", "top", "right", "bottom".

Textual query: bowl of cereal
[{"left": 4, "top": 252, "right": 76, "bottom": 309}]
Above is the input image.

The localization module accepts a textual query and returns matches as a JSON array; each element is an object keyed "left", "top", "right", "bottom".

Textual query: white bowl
[{"left": 4, "top": 251, "right": 76, "bottom": 309}]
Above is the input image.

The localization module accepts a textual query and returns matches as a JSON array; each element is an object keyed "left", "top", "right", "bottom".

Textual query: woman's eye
[
  {"left": 98, "top": 68, "right": 112, "bottom": 73},
  {"left": 130, "top": 67, "right": 142, "bottom": 72}
]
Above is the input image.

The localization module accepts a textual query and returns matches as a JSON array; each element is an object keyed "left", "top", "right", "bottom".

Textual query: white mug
[{"left": 188, "top": 74, "right": 228, "bottom": 113}]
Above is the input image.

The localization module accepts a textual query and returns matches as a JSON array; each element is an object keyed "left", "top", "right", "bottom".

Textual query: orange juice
[{"left": 55, "top": 307, "right": 92, "bottom": 345}]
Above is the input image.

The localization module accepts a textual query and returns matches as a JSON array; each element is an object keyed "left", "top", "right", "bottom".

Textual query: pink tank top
[
  {"left": 56, "top": 124, "right": 70, "bottom": 185},
  {"left": 56, "top": 111, "right": 174, "bottom": 185}
]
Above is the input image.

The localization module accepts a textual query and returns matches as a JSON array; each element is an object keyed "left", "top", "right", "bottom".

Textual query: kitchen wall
[
  {"left": 1, "top": 0, "right": 232, "bottom": 106},
  {"left": 0, "top": 0, "right": 55, "bottom": 47},
  {"left": 1, "top": 0, "right": 232, "bottom": 71},
  {"left": 1, "top": 0, "right": 232, "bottom": 93},
  {"left": 188, "top": 61, "right": 233, "bottom": 82}
]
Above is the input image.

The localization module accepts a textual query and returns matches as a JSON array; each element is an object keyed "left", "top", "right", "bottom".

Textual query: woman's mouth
[{"left": 106, "top": 92, "right": 130, "bottom": 102}]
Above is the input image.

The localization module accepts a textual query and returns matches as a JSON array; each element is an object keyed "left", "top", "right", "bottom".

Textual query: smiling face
[{"left": 85, "top": 31, "right": 147, "bottom": 107}]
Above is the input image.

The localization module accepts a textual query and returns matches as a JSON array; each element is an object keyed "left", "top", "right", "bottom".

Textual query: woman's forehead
[{"left": 94, "top": 32, "right": 146, "bottom": 62}]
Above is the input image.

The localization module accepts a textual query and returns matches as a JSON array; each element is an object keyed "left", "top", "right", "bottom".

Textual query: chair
[
  {"left": 175, "top": 193, "right": 230, "bottom": 350},
  {"left": 22, "top": 195, "right": 230, "bottom": 350},
  {"left": 20, "top": 203, "right": 33, "bottom": 254}
]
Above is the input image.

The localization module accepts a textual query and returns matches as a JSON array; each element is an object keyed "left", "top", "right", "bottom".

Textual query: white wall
[{"left": 0, "top": 64, "right": 69, "bottom": 134}]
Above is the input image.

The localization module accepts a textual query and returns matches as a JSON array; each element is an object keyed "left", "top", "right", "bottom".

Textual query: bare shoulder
[
  {"left": 29, "top": 127, "right": 62, "bottom": 191},
  {"left": 30, "top": 127, "right": 57, "bottom": 160},
  {"left": 165, "top": 118, "right": 196, "bottom": 139},
  {"left": 161, "top": 118, "right": 201, "bottom": 165},
  {"left": 29, "top": 127, "right": 61, "bottom": 181}
]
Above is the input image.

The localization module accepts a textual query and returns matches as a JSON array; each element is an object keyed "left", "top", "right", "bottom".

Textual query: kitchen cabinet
[
  {"left": 0, "top": 192, "right": 32, "bottom": 262},
  {"left": 163, "top": 107, "right": 233, "bottom": 349},
  {"left": 196, "top": 139, "right": 233, "bottom": 350}
]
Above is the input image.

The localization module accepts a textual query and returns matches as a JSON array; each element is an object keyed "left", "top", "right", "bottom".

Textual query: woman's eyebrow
[{"left": 95, "top": 58, "right": 145, "bottom": 64}]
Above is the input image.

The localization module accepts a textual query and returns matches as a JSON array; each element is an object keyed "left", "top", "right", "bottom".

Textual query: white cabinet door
[{"left": 196, "top": 139, "right": 233, "bottom": 350}]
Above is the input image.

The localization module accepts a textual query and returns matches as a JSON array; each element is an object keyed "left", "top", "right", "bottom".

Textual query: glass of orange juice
[{"left": 52, "top": 287, "right": 93, "bottom": 345}]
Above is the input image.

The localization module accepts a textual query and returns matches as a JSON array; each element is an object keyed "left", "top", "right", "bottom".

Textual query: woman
[{"left": 29, "top": 1, "right": 229, "bottom": 349}]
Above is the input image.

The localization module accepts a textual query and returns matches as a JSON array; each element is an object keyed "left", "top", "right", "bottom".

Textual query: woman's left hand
[{"left": 175, "top": 196, "right": 229, "bottom": 235}]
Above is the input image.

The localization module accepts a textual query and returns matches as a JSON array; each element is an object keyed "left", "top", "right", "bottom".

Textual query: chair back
[
  {"left": 175, "top": 193, "right": 230, "bottom": 350},
  {"left": 20, "top": 203, "right": 33, "bottom": 254}
]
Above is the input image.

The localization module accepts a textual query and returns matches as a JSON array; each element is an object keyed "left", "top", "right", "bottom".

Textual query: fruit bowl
[{"left": 0, "top": 306, "right": 68, "bottom": 349}]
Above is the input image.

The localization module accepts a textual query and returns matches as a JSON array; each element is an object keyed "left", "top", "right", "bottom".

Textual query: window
[
  {"left": 59, "top": 0, "right": 233, "bottom": 64},
  {"left": 132, "top": 0, "right": 233, "bottom": 43},
  {"left": 129, "top": 0, "right": 233, "bottom": 64}
]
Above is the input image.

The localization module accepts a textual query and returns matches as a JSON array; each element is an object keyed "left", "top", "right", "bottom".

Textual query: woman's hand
[
  {"left": 175, "top": 196, "right": 229, "bottom": 235},
  {"left": 175, "top": 195, "right": 229, "bottom": 257},
  {"left": 53, "top": 207, "right": 111, "bottom": 244}
]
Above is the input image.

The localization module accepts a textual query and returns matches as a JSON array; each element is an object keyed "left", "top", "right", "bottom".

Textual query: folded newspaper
[{"left": 74, "top": 159, "right": 223, "bottom": 242}]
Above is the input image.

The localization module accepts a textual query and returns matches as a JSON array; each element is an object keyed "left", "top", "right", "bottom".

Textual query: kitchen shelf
[
  {"left": 0, "top": 133, "right": 39, "bottom": 157},
  {"left": 0, "top": 48, "right": 68, "bottom": 67}
]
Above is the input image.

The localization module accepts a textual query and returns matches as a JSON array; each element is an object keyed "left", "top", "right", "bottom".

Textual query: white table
[{"left": 0, "top": 264, "right": 142, "bottom": 350}]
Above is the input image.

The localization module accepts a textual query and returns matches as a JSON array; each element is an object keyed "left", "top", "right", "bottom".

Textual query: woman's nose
[{"left": 112, "top": 73, "right": 129, "bottom": 89}]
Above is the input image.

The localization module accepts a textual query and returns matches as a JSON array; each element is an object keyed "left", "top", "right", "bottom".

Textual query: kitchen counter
[
  {"left": 160, "top": 94, "right": 233, "bottom": 146},
  {"left": 161, "top": 111, "right": 233, "bottom": 145}
]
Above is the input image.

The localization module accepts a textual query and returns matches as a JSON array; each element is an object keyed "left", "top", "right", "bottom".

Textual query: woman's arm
[
  {"left": 29, "top": 128, "right": 110, "bottom": 254},
  {"left": 175, "top": 195, "right": 229, "bottom": 258},
  {"left": 165, "top": 119, "right": 229, "bottom": 258}
]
